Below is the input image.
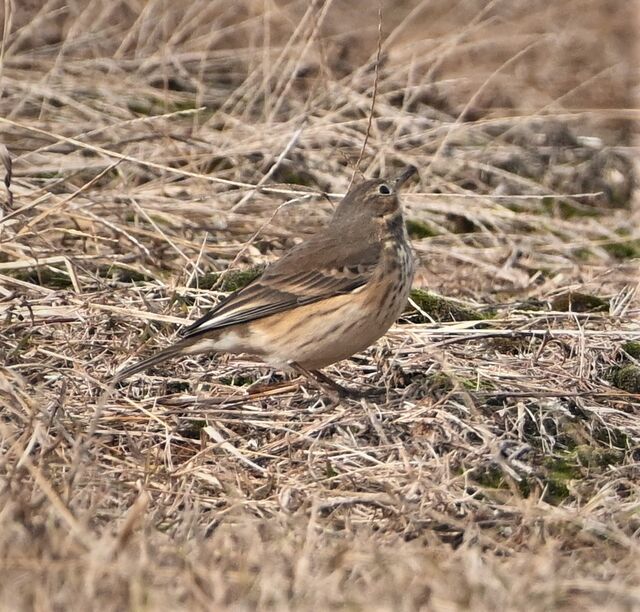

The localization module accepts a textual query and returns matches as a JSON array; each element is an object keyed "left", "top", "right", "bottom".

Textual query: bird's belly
[{"left": 248, "top": 273, "right": 411, "bottom": 370}]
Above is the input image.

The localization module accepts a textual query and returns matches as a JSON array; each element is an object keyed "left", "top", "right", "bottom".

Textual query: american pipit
[{"left": 115, "top": 165, "right": 417, "bottom": 396}]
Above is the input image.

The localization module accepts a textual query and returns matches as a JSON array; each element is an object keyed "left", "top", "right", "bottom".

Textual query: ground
[{"left": 0, "top": 1, "right": 639, "bottom": 610}]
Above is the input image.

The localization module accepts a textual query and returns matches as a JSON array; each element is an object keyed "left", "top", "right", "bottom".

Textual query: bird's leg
[
  {"left": 245, "top": 370, "right": 294, "bottom": 395},
  {"left": 289, "top": 362, "right": 363, "bottom": 400}
]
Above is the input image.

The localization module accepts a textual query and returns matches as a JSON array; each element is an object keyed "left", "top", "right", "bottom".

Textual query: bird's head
[{"left": 330, "top": 165, "right": 417, "bottom": 228}]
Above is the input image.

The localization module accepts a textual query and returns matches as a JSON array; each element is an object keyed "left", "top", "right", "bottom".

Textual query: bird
[{"left": 114, "top": 165, "right": 418, "bottom": 397}]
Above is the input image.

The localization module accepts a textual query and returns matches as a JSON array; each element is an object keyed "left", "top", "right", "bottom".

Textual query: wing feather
[{"left": 181, "top": 234, "right": 379, "bottom": 339}]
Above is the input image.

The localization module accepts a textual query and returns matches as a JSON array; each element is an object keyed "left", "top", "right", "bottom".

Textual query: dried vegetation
[{"left": 0, "top": 1, "right": 639, "bottom": 610}]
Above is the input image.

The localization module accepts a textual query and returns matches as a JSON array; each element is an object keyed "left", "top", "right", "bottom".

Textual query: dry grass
[{"left": 1, "top": 1, "right": 639, "bottom": 610}]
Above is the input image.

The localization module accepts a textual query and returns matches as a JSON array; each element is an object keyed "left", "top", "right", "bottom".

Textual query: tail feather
[{"left": 113, "top": 340, "right": 194, "bottom": 383}]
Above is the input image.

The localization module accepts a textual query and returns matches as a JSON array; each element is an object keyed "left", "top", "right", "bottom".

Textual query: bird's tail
[{"left": 113, "top": 338, "right": 199, "bottom": 383}]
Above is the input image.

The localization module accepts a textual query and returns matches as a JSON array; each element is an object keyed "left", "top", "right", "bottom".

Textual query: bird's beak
[{"left": 394, "top": 165, "right": 418, "bottom": 189}]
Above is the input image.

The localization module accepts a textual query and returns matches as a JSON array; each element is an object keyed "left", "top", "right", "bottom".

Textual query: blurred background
[{"left": 4, "top": 0, "right": 637, "bottom": 138}]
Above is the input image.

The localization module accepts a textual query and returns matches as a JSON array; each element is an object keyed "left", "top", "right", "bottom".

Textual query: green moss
[
  {"left": 219, "top": 374, "right": 255, "bottom": 387},
  {"left": 170, "top": 99, "right": 199, "bottom": 112},
  {"left": 554, "top": 422, "right": 588, "bottom": 451},
  {"left": 97, "top": 264, "right": 153, "bottom": 283},
  {"left": 127, "top": 98, "right": 158, "bottom": 115},
  {"left": 7, "top": 332, "right": 33, "bottom": 359},
  {"left": 592, "top": 427, "right": 630, "bottom": 451},
  {"left": 460, "top": 377, "right": 496, "bottom": 391},
  {"left": 541, "top": 455, "right": 583, "bottom": 503},
  {"left": 33, "top": 171, "right": 63, "bottom": 179},
  {"left": 603, "top": 240, "right": 640, "bottom": 260},
  {"left": 471, "top": 444, "right": 626, "bottom": 507},
  {"left": 573, "top": 247, "right": 594, "bottom": 261},
  {"left": 272, "top": 170, "right": 315, "bottom": 187},
  {"left": 405, "top": 219, "right": 438, "bottom": 239},
  {"left": 470, "top": 466, "right": 533, "bottom": 500},
  {"left": 471, "top": 465, "right": 505, "bottom": 489},
  {"left": 622, "top": 341, "right": 640, "bottom": 359},
  {"left": 165, "top": 380, "right": 191, "bottom": 393},
  {"left": 551, "top": 291, "right": 609, "bottom": 313},
  {"left": 420, "top": 371, "right": 494, "bottom": 396},
  {"left": 574, "top": 445, "right": 624, "bottom": 468},
  {"left": 10, "top": 263, "right": 154, "bottom": 287},
  {"left": 219, "top": 266, "right": 264, "bottom": 291},
  {"left": 5, "top": 266, "right": 73, "bottom": 289},
  {"left": 191, "top": 265, "right": 265, "bottom": 292},
  {"left": 201, "top": 155, "right": 234, "bottom": 174},
  {"left": 542, "top": 455, "right": 582, "bottom": 478},
  {"left": 488, "top": 337, "right": 531, "bottom": 355},
  {"left": 543, "top": 478, "right": 570, "bottom": 504},
  {"left": 121, "top": 211, "right": 167, "bottom": 227},
  {"left": 541, "top": 197, "right": 599, "bottom": 219},
  {"left": 447, "top": 213, "right": 478, "bottom": 234},
  {"left": 407, "top": 289, "right": 493, "bottom": 322},
  {"left": 422, "top": 371, "right": 455, "bottom": 395},
  {"left": 136, "top": 323, "right": 166, "bottom": 344},
  {"left": 609, "top": 364, "right": 640, "bottom": 393},
  {"left": 324, "top": 462, "right": 338, "bottom": 479},
  {"left": 512, "top": 297, "right": 547, "bottom": 312},
  {"left": 127, "top": 95, "right": 198, "bottom": 116},
  {"left": 556, "top": 419, "right": 630, "bottom": 457},
  {"left": 178, "top": 419, "right": 207, "bottom": 440}
]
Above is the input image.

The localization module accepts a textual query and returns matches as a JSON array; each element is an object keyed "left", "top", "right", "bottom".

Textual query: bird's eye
[{"left": 378, "top": 184, "right": 391, "bottom": 195}]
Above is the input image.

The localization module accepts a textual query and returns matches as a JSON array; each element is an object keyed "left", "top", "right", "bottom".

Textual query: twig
[{"left": 351, "top": 2, "right": 383, "bottom": 187}]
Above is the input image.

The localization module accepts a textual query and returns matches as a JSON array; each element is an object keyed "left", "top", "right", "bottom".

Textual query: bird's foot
[{"left": 290, "top": 363, "right": 380, "bottom": 402}]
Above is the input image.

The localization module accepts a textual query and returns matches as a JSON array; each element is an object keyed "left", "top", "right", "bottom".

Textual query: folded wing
[{"left": 181, "top": 234, "right": 380, "bottom": 339}]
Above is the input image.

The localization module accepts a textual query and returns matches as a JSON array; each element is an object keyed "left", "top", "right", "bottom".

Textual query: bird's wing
[{"left": 181, "top": 234, "right": 380, "bottom": 338}]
